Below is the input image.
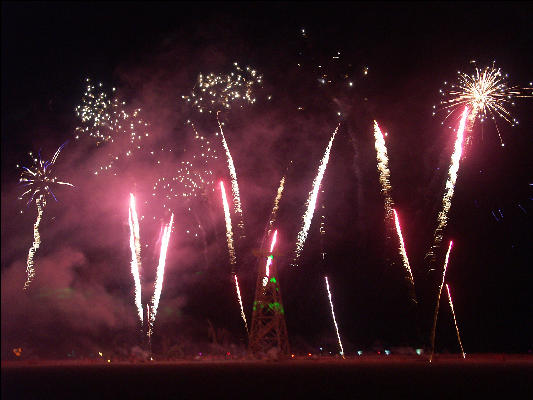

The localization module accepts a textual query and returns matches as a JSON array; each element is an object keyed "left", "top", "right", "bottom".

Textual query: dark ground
[{"left": 2, "top": 355, "right": 532, "bottom": 399}]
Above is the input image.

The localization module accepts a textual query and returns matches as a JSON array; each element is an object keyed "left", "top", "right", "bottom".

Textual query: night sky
[{"left": 2, "top": 2, "right": 532, "bottom": 359}]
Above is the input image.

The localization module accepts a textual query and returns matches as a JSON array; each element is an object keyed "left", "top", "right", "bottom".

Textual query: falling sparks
[
  {"left": 220, "top": 181, "right": 236, "bottom": 267},
  {"left": 234, "top": 274, "right": 248, "bottom": 333},
  {"left": 446, "top": 284, "right": 466, "bottom": 358},
  {"left": 293, "top": 124, "right": 339, "bottom": 266},
  {"left": 74, "top": 78, "right": 150, "bottom": 175},
  {"left": 393, "top": 209, "right": 415, "bottom": 287},
  {"left": 430, "top": 240, "right": 453, "bottom": 362},
  {"left": 18, "top": 143, "right": 73, "bottom": 207},
  {"left": 18, "top": 143, "right": 73, "bottom": 289},
  {"left": 437, "top": 63, "right": 532, "bottom": 145},
  {"left": 153, "top": 122, "right": 218, "bottom": 202},
  {"left": 325, "top": 276, "right": 345, "bottom": 359},
  {"left": 427, "top": 107, "right": 468, "bottom": 265},
  {"left": 149, "top": 213, "right": 174, "bottom": 329},
  {"left": 217, "top": 112, "right": 245, "bottom": 239},
  {"left": 373, "top": 121, "right": 394, "bottom": 229},
  {"left": 128, "top": 194, "right": 143, "bottom": 323},
  {"left": 182, "top": 63, "right": 262, "bottom": 114}
]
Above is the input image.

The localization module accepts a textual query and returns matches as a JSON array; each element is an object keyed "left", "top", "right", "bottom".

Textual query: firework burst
[
  {"left": 18, "top": 143, "right": 73, "bottom": 290},
  {"left": 74, "top": 78, "right": 150, "bottom": 175},
  {"left": 180, "top": 63, "right": 263, "bottom": 241},
  {"left": 436, "top": 63, "right": 532, "bottom": 146},
  {"left": 293, "top": 124, "right": 339, "bottom": 266},
  {"left": 182, "top": 63, "right": 262, "bottom": 114}
]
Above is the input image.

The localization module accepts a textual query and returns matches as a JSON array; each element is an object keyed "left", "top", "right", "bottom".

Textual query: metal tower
[{"left": 248, "top": 229, "right": 290, "bottom": 356}]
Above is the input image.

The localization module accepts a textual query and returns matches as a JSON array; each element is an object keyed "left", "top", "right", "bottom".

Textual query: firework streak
[
  {"left": 438, "top": 64, "right": 532, "bottom": 146},
  {"left": 427, "top": 107, "right": 469, "bottom": 265},
  {"left": 217, "top": 112, "right": 245, "bottom": 239},
  {"left": 256, "top": 173, "right": 287, "bottom": 262},
  {"left": 220, "top": 181, "right": 248, "bottom": 332},
  {"left": 24, "top": 195, "right": 46, "bottom": 290},
  {"left": 373, "top": 121, "right": 394, "bottom": 230},
  {"left": 325, "top": 276, "right": 345, "bottom": 358},
  {"left": 149, "top": 213, "right": 174, "bottom": 329},
  {"left": 268, "top": 176, "right": 285, "bottom": 237},
  {"left": 430, "top": 240, "right": 453, "bottom": 362},
  {"left": 262, "top": 230, "right": 278, "bottom": 287},
  {"left": 293, "top": 124, "right": 339, "bottom": 266},
  {"left": 393, "top": 209, "right": 417, "bottom": 303},
  {"left": 446, "top": 284, "right": 466, "bottom": 358},
  {"left": 234, "top": 274, "right": 248, "bottom": 333},
  {"left": 128, "top": 194, "right": 143, "bottom": 323},
  {"left": 220, "top": 181, "right": 236, "bottom": 266}
]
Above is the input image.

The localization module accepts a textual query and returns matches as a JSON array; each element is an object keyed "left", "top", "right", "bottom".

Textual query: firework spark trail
[
  {"left": 19, "top": 143, "right": 73, "bottom": 289},
  {"left": 427, "top": 107, "right": 469, "bottom": 265},
  {"left": 149, "top": 213, "right": 174, "bottom": 328},
  {"left": 220, "top": 181, "right": 248, "bottom": 332},
  {"left": 257, "top": 173, "right": 287, "bottom": 262},
  {"left": 234, "top": 274, "right": 248, "bottom": 333},
  {"left": 263, "top": 230, "right": 278, "bottom": 287},
  {"left": 23, "top": 195, "right": 46, "bottom": 290},
  {"left": 430, "top": 240, "right": 453, "bottom": 362},
  {"left": 393, "top": 209, "right": 415, "bottom": 286},
  {"left": 268, "top": 176, "right": 285, "bottom": 236},
  {"left": 446, "top": 284, "right": 466, "bottom": 358},
  {"left": 220, "top": 181, "right": 236, "bottom": 266},
  {"left": 217, "top": 112, "right": 245, "bottom": 239},
  {"left": 146, "top": 304, "right": 153, "bottom": 358},
  {"left": 325, "top": 276, "right": 345, "bottom": 358},
  {"left": 373, "top": 121, "right": 394, "bottom": 230},
  {"left": 293, "top": 124, "right": 339, "bottom": 266},
  {"left": 128, "top": 194, "right": 143, "bottom": 323}
]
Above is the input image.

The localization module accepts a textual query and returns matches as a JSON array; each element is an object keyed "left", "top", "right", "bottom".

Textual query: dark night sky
[{"left": 2, "top": 2, "right": 532, "bottom": 358}]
